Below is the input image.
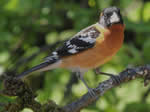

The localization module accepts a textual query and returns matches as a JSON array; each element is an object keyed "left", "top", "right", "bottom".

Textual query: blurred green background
[{"left": 0, "top": 0, "right": 150, "bottom": 112}]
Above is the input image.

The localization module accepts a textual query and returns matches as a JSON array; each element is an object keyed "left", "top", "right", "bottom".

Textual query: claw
[
  {"left": 110, "top": 75, "right": 121, "bottom": 85},
  {"left": 88, "top": 88, "right": 96, "bottom": 97}
]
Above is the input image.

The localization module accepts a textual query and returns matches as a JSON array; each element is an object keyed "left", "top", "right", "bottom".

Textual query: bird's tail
[{"left": 16, "top": 60, "right": 60, "bottom": 79}]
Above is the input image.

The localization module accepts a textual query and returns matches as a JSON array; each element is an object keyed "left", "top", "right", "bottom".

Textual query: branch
[
  {"left": 1, "top": 65, "right": 150, "bottom": 112},
  {"left": 62, "top": 65, "right": 150, "bottom": 112}
]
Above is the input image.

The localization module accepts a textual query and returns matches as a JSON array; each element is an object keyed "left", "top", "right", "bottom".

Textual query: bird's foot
[
  {"left": 87, "top": 88, "right": 96, "bottom": 97},
  {"left": 99, "top": 72, "right": 121, "bottom": 85},
  {"left": 94, "top": 68, "right": 121, "bottom": 85},
  {"left": 109, "top": 74, "right": 121, "bottom": 85}
]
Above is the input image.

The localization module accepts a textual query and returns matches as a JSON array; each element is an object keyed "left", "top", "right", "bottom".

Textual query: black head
[{"left": 99, "top": 7, "right": 124, "bottom": 27}]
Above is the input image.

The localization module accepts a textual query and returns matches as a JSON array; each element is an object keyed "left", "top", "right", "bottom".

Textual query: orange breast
[{"left": 60, "top": 24, "right": 125, "bottom": 69}]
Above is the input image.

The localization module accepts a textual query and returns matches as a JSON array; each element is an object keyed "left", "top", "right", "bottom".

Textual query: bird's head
[{"left": 99, "top": 6, "right": 124, "bottom": 27}]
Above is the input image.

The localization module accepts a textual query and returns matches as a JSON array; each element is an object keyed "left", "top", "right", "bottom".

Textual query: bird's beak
[{"left": 110, "top": 12, "right": 120, "bottom": 24}]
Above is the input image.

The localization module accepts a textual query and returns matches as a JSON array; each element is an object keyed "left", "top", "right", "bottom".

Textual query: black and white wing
[
  {"left": 56, "top": 26, "right": 100, "bottom": 57},
  {"left": 45, "top": 25, "right": 100, "bottom": 61}
]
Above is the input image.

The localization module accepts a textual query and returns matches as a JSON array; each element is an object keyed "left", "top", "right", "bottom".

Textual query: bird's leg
[
  {"left": 76, "top": 72, "right": 95, "bottom": 97},
  {"left": 94, "top": 67, "right": 121, "bottom": 85}
]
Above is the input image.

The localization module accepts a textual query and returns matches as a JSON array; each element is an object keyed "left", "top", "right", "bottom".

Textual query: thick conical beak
[{"left": 110, "top": 12, "right": 120, "bottom": 24}]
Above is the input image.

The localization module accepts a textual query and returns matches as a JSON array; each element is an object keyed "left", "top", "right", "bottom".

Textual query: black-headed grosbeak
[{"left": 17, "top": 7, "right": 125, "bottom": 96}]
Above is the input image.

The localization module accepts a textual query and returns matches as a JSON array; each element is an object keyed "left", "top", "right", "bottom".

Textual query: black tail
[{"left": 16, "top": 61, "right": 51, "bottom": 79}]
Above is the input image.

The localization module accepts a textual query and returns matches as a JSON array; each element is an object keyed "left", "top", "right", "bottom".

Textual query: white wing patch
[
  {"left": 45, "top": 51, "right": 59, "bottom": 62},
  {"left": 78, "top": 36, "right": 95, "bottom": 44},
  {"left": 52, "top": 52, "right": 58, "bottom": 55},
  {"left": 68, "top": 49, "right": 78, "bottom": 53},
  {"left": 78, "top": 29, "right": 97, "bottom": 43}
]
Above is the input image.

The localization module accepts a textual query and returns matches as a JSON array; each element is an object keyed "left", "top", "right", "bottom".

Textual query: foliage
[{"left": 0, "top": 0, "right": 150, "bottom": 112}]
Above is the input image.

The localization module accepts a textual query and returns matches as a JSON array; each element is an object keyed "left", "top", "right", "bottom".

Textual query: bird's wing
[{"left": 45, "top": 24, "right": 101, "bottom": 61}]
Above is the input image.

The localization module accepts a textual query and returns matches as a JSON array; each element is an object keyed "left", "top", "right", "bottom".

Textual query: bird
[{"left": 17, "top": 6, "right": 125, "bottom": 96}]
